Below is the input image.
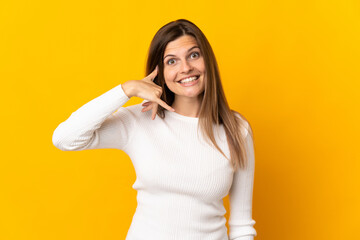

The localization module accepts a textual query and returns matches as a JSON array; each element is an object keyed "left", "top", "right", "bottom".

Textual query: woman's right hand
[{"left": 121, "top": 66, "right": 175, "bottom": 120}]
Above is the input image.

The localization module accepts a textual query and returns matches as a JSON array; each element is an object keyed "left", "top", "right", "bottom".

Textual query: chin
[{"left": 177, "top": 90, "right": 204, "bottom": 98}]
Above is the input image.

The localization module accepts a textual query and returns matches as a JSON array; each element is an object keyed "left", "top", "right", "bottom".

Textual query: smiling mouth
[{"left": 177, "top": 75, "right": 200, "bottom": 83}]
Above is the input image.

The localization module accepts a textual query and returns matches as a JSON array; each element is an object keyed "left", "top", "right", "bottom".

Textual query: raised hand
[{"left": 121, "top": 66, "right": 175, "bottom": 120}]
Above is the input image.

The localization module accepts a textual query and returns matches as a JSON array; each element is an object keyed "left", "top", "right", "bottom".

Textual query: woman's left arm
[{"left": 228, "top": 126, "right": 257, "bottom": 240}]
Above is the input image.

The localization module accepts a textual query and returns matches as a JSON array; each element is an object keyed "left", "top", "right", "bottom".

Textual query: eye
[
  {"left": 167, "top": 59, "right": 176, "bottom": 65},
  {"left": 190, "top": 51, "right": 200, "bottom": 59}
]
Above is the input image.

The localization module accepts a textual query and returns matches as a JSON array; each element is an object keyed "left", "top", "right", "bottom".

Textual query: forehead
[{"left": 164, "top": 35, "right": 198, "bottom": 54}]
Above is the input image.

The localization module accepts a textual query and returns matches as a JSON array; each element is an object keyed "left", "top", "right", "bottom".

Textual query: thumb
[{"left": 148, "top": 65, "right": 158, "bottom": 81}]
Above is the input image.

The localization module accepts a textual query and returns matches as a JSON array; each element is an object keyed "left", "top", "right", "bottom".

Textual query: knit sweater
[{"left": 52, "top": 83, "right": 257, "bottom": 240}]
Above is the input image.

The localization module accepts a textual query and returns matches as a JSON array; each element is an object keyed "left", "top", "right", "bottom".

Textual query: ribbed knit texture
[{"left": 52, "top": 84, "right": 257, "bottom": 240}]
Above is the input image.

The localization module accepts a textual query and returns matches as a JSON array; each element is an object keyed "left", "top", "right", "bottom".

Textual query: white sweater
[{"left": 52, "top": 84, "right": 257, "bottom": 240}]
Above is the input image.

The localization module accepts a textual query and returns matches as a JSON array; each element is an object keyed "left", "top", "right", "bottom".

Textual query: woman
[{"left": 53, "top": 19, "right": 257, "bottom": 240}]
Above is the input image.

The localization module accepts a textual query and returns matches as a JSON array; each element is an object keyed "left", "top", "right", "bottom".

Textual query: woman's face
[{"left": 163, "top": 35, "right": 206, "bottom": 100}]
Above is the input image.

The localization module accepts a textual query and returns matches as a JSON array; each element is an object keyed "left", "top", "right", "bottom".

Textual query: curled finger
[{"left": 151, "top": 103, "right": 159, "bottom": 120}]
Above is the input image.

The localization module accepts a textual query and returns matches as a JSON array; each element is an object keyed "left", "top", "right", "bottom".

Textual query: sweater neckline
[{"left": 165, "top": 109, "right": 199, "bottom": 122}]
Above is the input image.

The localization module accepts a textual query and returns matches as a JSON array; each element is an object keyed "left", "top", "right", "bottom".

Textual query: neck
[{"left": 171, "top": 94, "right": 203, "bottom": 118}]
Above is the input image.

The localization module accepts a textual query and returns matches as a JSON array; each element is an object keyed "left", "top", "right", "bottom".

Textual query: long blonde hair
[{"left": 145, "top": 19, "right": 254, "bottom": 172}]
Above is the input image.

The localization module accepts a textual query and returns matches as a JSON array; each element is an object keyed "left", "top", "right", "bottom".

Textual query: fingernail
[{"left": 171, "top": 108, "right": 175, "bottom": 112}]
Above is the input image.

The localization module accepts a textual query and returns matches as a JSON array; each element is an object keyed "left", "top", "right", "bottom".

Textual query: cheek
[
  {"left": 163, "top": 68, "right": 176, "bottom": 82},
  {"left": 196, "top": 59, "right": 206, "bottom": 73}
]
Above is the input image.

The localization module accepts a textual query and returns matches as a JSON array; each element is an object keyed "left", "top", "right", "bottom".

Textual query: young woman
[{"left": 52, "top": 19, "right": 257, "bottom": 240}]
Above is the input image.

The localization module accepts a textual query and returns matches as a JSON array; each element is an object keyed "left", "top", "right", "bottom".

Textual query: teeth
[{"left": 179, "top": 76, "right": 198, "bottom": 83}]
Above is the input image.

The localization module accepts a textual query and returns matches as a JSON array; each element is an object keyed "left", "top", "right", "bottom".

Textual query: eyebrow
[{"left": 163, "top": 46, "right": 200, "bottom": 60}]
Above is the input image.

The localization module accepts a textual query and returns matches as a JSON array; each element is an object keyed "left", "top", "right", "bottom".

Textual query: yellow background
[{"left": 1, "top": 0, "right": 359, "bottom": 239}]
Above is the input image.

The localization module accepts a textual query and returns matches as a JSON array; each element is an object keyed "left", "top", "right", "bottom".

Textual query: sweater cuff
[{"left": 117, "top": 84, "right": 131, "bottom": 100}]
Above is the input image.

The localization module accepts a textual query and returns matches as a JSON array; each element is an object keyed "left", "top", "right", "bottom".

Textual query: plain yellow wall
[{"left": 1, "top": 0, "right": 359, "bottom": 239}]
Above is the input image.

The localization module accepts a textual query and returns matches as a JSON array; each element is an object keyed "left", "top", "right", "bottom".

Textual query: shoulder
[
  {"left": 232, "top": 110, "right": 253, "bottom": 138},
  {"left": 123, "top": 102, "right": 143, "bottom": 114},
  {"left": 111, "top": 102, "right": 145, "bottom": 121},
  {"left": 118, "top": 100, "right": 161, "bottom": 122}
]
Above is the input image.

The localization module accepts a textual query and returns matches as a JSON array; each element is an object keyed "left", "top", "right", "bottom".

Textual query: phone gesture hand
[{"left": 136, "top": 66, "right": 175, "bottom": 120}]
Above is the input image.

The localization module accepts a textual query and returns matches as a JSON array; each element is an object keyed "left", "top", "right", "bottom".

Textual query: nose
[{"left": 180, "top": 60, "right": 193, "bottom": 73}]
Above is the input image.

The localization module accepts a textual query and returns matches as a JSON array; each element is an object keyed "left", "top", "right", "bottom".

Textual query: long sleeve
[
  {"left": 228, "top": 126, "right": 257, "bottom": 240},
  {"left": 52, "top": 84, "right": 135, "bottom": 151}
]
